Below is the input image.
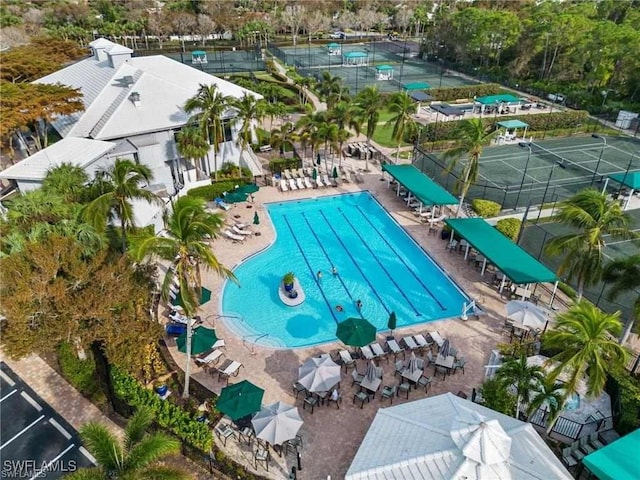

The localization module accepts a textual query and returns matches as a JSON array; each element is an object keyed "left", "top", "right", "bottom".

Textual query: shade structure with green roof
[
  {"left": 583, "top": 429, "right": 640, "bottom": 480},
  {"left": 445, "top": 218, "right": 558, "bottom": 285},
  {"left": 336, "top": 317, "right": 377, "bottom": 347},
  {"left": 496, "top": 120, "right": 529, "bottom": 129},
  {"left": 475, "top": 94, "right": 521, "bottom": 105},
  {"left": 343, "top": 51, "right": 368, "bottom": 66},
  {"left": 496, "top": 120, "right": 529, "bottom": 144},
  {"left": 176, "top": 326, "right": 218, "bottom": 355},
  {"left": 217, "top": 380, "right": 265, "bottom": 421},
  {"left": 606, "top": 169, "right": 640, "bottom": 210},
  {"left": 403, "top": 81, "right": 431, "bottom": 91},
  {"left": 382, "top": 164, "right": 458, "bottom": 206},
  {"left": 375, "top": 64, "right": 394, "bottom": 81},
  {"left": 191, "top": 50, "right": 207, "bottom": 64},
  {"left": 327, "top": 42, "right": 341, "bottom": 55}
]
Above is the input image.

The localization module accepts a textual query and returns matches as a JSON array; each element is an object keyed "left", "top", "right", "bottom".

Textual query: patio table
[
  {"left": 435, "top": 355, "right": 455, "bottom": 375},
  {"left": 359, "top": 377, "right": 381, "bottom": 397},
  {"left": 401, "top": 368, "right": 423, "bottom": 386}
]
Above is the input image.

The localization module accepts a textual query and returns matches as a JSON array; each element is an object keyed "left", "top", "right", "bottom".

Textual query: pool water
[{"left": 221, "top": 192, "right": 468, "bottom": 348}]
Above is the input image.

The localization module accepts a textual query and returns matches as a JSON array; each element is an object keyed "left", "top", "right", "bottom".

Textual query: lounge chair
[
  {"left": 296, "top": 177, "right": 305, "bottom": 189},
  {"left": 359, "top": 345, "right": 375, "bottom": 360},
  {"left": 561, "top": 447, "right": 578, "bottom": 468},
  {"left": 283, "top": 169, "right": 292, "bottom": 180},
  {"left": 370, "top": 343, "right": 387, "bottom": 360},
  {"left": 288, "top": 178, "right": 298, "bottom": 190},
  {"left": 414, "top": 334, "right": 432, "bottom": 350},
  {"left": 402, "top": 336, "right": 419, "bottom": 350},
  {"left": 353, "top": 170, "right": 364, "bottom": 183},
  {"left": 579, "top": 436, "right": 595, "bottom": 454},
  {"left": 386, "top": 339, "right": 405, "bottom": 359},
  {"left": 195, "top": 349, "right": 224, "bottom": 367},
  {"left": 428, "top": 331, "right": 445, "bottom": 350},
  {"left": 588, "top": 432, "right": 605, "bottom": 450},
  {"left": 234, "top": 222, "right": 250, "bottom": 230},
  {"left": 217, "top": 359, "right": 243, "bottom": 383},
  {"left": 297, "top": 168, "right": 305, "bottom": 178},
  {"left": 322, "top": 173, "right": 331, "bottom": 187},
  {"left": 315, "top": 176, "right": 325, "bottom": 188},
  {"left": 232, "top": 225, "right": 252, "bottom": 236},
  {"left": 303, "top": 177, "right": 313, "bottom": 189},
  {"left": 339, "top": 350, "right": 356, "bottom": 370},
  {"left": 215, "top": 198, "right": 231, "bottom": 211},
  {"left": 429, "top": 214, "right": 448, "bottom": 224},
  {"left": 223, "top": 230, "right": 244, "bottom": 242},
  {"left": 280, "top": 181, "right": 289, "bottom": 192},
  {"left": 570, "top": 441, "right": 586, "bottom": 462}
]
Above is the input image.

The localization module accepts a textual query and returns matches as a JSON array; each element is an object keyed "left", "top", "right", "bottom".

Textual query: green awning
[
  {"left": 403, "top": 82, "right": 431, "bottom": 91},
  {"left": 583, "top": 429, "right": 640, "bottom": 480},
  {"left": 445, "top": 218, "right": 558, "bottom": 284},
  {"left": 496, "top": 120, "right": 529, "bottom": 129},
  {"left": 192, "top": 50, "right": 206, "bottom": 55},
  {"left": 343, "top": 52, "right": 368, "bottom": 58},
  {"left": 327, "top": 42, "right": 340, "bottom": 48},
  {"left": 608, "top": 170, "right": 640, "bottom": 189},
  {"left": 376, "top": 64, "right": 394, "bottom": 71},
  {"left": 475, "top": 94, "right": 521, "bottom": 105},
  {"left": 382, "top": 164, "right": 458, "bottom": 206}
]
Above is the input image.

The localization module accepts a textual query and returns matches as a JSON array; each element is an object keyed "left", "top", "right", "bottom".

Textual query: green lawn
[{"left": 371, "top": 122, "right": 412, "bottom": 148}]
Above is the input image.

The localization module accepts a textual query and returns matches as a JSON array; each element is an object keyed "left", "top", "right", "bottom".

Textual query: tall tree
[
  {"left": 83, "top": 158, "right": 160, "bottom": 253},
  {"left": 175, "top": 127, "right": 210, "bottom": 180},
  {"left": 280, "top": 4, "right": 306, "bottom": 46},
  {"left": 527, "top": 375, "right": 566, "bottom": 434},
  {"left": 496, "top": 355, "right": 545, "bottom": 419},
  {"left": 67, "top": 407, "right": 190, "bottom": 480},
  {"left": 442, "top": 118, "right": 497, "bottom": 217},
  {"left": 603, "top": 254, "right": 640, "bottom": 343},
  {"left": 232, "top": 92, "right": 265, "bottom": 152},
  {"left": 544, "top": 189, "right": 634, "bottom": 300},
  {"left": 544, "top": 301, "right": 628, "bottom": 398},
  {"left": 354, "top": 85, "right": 384, "bottom": 172},
  {"left": 386, "top": 91, "right": 418, "bottom": 164},
  {"left": 270, "top": 122, "right": 297, "bottom": 155},
  {"left": 129, "top": 196, "right": 236, "bottom": 398},
  {"left": 184, "top": 84, "right": 232, "bottom": 181},
  {"left": 263, "top": 101, "right": 287, "bottom": 131},
  {"left": 317, "top": 71, "right": 344, "bottom": 108}
]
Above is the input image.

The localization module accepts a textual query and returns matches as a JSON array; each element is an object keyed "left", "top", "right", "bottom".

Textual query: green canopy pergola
[
  {"left": 382, "top": 164, "right": 458, "bottom": 208},
  {"left": 402, "top": 82, "right": 431, "bottom": 91},
  {"left": 191, "top": 50, "right": 207, "bottom": 64},
  {"left": 475, "top": 94, "right": 521, "bottom": 105},
  {"left": 445, "top": 218, "right": 558, "bottom": 300},
  {"left": 496, "top": 120, "right": 530, "bottom": 143},
  {"left": 583, "top": 429, "right": 640, "bottom": 480},
  {"left": 604, "top": 170, "right": 640, "bottom": 210}
]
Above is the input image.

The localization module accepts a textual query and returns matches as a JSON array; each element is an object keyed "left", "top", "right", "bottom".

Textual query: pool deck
[{"left": 165, "top": 160, "right": 549, "bottom": 479}]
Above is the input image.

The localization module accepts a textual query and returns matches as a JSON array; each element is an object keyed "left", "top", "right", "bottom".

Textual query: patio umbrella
[
  {"left": 223, "top": 191, "right": 248, "bottom": 204},
  {"left": 173, "top": 287, "right": 212, "bottom": 308},
  {"left": 298, "top": 356, "right": 341, "bottom": 392},
  {"left": 336, "top": 318, "right": 376, "bottom": 347},
  {"left": 217, "top": 380, "right": 264, "bottom": 421},
  {"left": 237, "top": 183, "right": 259, "bottom": 195},
  {"left": 332, "top": 166, "right": 338, "bottom": 179},
  {"left": 176, "top": 326, "right": 217, "bottom": 355},
  {"left": 506, "top": 300, "right": 547, "bottom": 330},
  {"left": 387, "top": 312, "right": 397, "bottom": 333},
  {"left": 253, "top": 211, "right": 260, "bottom": 225},
  {"left": 312, "top": 168, "right": 318, "bottom": 180},
  {"left": 316, "top": 153, "right": 322, "bottom": 166},
  {"left": 364, "top": 360, "right": 377, "bottom": 383},
  {"left": 407, "top": 352, "right": 419, "bottom": 374},
  {"left": 251, "top": 401, "right": 303, "bottom": 446},
  {"left": 440, "top": 338, "right": 450, "bottom": 358}
]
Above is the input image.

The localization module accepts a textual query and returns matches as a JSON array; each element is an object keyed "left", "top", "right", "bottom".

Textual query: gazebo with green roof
[
  {"left": 342, "top": 51, "right": 368, "bottom": 66},
  {"left": 327, "top": 42, "right": 341, "bottom": 56},
  {"left": 375, "top": 64, "right": 394, "bottom": 81},
  {"left": 475, "top": 94, "right": 521, "bottom": 114},
  {"left": 496, "top": 119, "right": 529, "bottom": 144},
  {"left": 191, "top": 50, "right": 207, "bottom": 64},
  {"left": 603, "top": 169, "right": 640, "bottom": 210}
]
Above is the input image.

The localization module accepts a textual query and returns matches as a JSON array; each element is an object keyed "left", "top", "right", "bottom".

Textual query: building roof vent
[
  {"left": 129, "top": 92, "right": 141, "bottom": 106},
  {"left": 123, "top": 75, "right": 134, "bottom": 87}
]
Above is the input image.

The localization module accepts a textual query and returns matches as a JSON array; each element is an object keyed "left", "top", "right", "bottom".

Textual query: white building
[
  {"left": 0, "top": 38, "right": 263, "bottom": 231},
  {"left": 346, "top": 393, "right": 573, "bottom": 480}
]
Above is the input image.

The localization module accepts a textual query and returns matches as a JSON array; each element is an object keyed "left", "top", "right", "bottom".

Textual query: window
[{"left": 222, "top": 119, "right": 233, "bottom": 142}]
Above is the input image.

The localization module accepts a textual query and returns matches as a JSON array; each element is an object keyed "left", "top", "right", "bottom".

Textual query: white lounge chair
[
  {"left": 283, "top": 169, "right": 293, "bottom": 180},
  {"left": 322, "top": 173, "right": 331, "bottom": 187},
  {"left": 303, "top": 177, "right": 313, "bottom": 188},
  {"left": 297, "top": 168, "right": 305, "bottom": 178},
  {"left": 234, "top": 222, "right": 250, "bottom": 230},
  {"left": 428, "top": 331, "right": 445, "bottom": 349},
  {"left": 289, "top": 178, "right": 298, "bottom": 190},
  {"left": 339, "top": 350, "right": 356, "bottom": 369},
  {"left": 296, "top": 177, "right": 305, "bottom": 189},
  {"left": 414, "top": 334, "right": 431, "bottom": 349},
  {"left": 370, "top": 343, "right": 386, "bottom": 358},
  {"left": 343, "top": 171, "right": 352, "bottom": 183},
  {"left": 428, "top": 214, "right": 447, "bottom": 224},
  {"left": 387, "top": 339, "right": 404, "bottom": 357},
  {"left": 195, "top": 349, "right": 224, "bottom": 366},
  {"left": 359, "top": 345, "right": 375, "bottom": 360},
  {"left": 223, "top": 230, "right": 244, "bottom": 242},
  {"left": 232, "top": 225, "right": 252, "bottom": 236},
  {"left": 315, "top": 176, "right": 325, "bottom": 188},
  {"left": 280, "top": 181, "right": 289, "bottom": 192},
  {"left": 403, "top": 336, "right": 419, "bottom": 350}
]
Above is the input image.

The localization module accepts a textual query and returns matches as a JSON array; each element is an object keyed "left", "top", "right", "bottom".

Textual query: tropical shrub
[
  {"left": 57, "top": 342, "right": 107, "bottom": 407},
  {"left": 607, "top": 369, "right": 640, "bottom": 435},
  {"left": 496, "top": 218, "right": 522, "bottom": 241},
  {"left": 479, "top": 377, "right": 516, "bottom": 417},
  {"left": 428, "top": 83, "right": 502, "bottom": 102},
  {"left": 268, "top": 157, "right": 302, "bottom": 174},
  {"left": 472, "top": 199, "right": 501, "bottom": 217},
  {"left": 186, "top": 181, "right": 244, "bottom": 201}
]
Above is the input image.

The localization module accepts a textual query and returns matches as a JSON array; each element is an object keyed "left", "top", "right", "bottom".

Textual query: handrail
[{"left": 242, "top": 333, "right": 270, "bottom": 355}]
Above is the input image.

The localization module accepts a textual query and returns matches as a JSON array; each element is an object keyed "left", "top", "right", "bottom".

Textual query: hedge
[
  {"left": 268, "top": 157, "right": 302, "bottom": 174},
  {"left": 57, "top": 342, "right": 107, "bottom": 407},
  {"left": 427, "top": 83, "right": 502, "bottom": 102},
  {"left": 608, "top": 369, "right": 640, "bottom": 435},
  {"left": 471, "top": 199, "right": 501, "bottom": 218},
  {"left": 110, "top": 367, "right": 213, "bottom": 452},
  {"left": 420, "top": 110, "right": 590, "bottom": 143},
  {"left": 496, "top": 218, "right": 521, "bottom": 241},
  {"left": 186, "top": 181, "right": 246, "bottom": 201}
]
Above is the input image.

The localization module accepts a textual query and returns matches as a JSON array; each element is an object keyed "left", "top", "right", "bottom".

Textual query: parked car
[
  {"left": 547, "top": 93, "right": 566, "bottom": 104},
  {"left": 329, "top": 31, "right": 346, "bottom": 39}
]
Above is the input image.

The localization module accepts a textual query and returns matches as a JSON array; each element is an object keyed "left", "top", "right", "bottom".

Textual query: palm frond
[{"left": 79, "top": 423, "right": 124, "bottom": 472}]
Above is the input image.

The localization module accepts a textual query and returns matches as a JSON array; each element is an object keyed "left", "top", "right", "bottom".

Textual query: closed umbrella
[
  {"left": 176, "top": 326, "right": 217, "bottom": 355},
  {"left": 440, "top": 338, "right": 450, "bottom": 358},
  {"left": 298, "top": 356, "right": 341, "bottom": 392},
  {"left": 312, "top": 168, "right": 318, "bottom": 180},
  {"left": 407, "top": 352, "right": 419, "bottom": 374},
  {"left": 387, "top": 312, "right": 397, "bottom": 334},
  {"left": 217, "top": 380, "right": 264, "bottom": 421},
  {"left": 251, "top": 401, "right": 303, "bottom": 446},
  {"left": 253, "top": 211, "right": 260, "bottom": 225},
  {"left": 506, "top": 300, "right": 547, "bottom": 330},
  {"left": 332, "top": 166, "right": 338, "bottom": 179},
  {"left": 336, "top": 318, "right": 376, "bottom": 347},
  {"left": 364, "top": 360, "right": 377, "bottom": 383},
  {"left": 316, "top": 153, "right": 322, "bottom": 166}
]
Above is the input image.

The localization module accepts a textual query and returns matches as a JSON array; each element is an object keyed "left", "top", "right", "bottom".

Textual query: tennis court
[
  {"left": 163, "top": 48, "right": 266, "bottom": 75},
  {"left": 415, "top": 136, "right": 640, "bottom": 210},
  {"left": 0, "top": 363, "right": 95, "bottom": 478}
]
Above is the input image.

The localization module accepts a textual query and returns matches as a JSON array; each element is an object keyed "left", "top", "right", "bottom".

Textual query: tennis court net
[{"left": 530, "top": 142, "right": 597, "bottom": 179}]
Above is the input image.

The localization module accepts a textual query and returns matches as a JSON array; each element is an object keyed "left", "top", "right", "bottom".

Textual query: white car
[{"left": 329, "top": 31, "right": 346, "bottom": 39}]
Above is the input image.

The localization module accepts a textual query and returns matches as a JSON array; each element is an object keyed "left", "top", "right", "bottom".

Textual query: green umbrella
[
  {"left": 217, "top": 380, "right": 265, "bottom": 421},
  {"left": 237, "top": 183, "right": 259, "bottom": 195},
  {"left": 336, "top": 318, "right": 377, "bottom": 347},
  {"left": 312, "top": 168, "right": 318, "bottom": 180},
  {"left": 176, "top": 326, "right": 218, "bottom": 355},
  {"left": 223, "top": 191, "right": 248, "bottom": 204},
  {"left": 387, "top": 311, "right": 397, "bottom": 332},
  {"left": 173, "top": 287, "right": 212, "bottom": 308},
  {"left": 332, "top": 166, "right": 338, "bottom": 179},
  {"left": 316, "top": 153, "right": 322, "bottom": 166},
  {"left": 253, "top": 211, "right": 260, "bottom": 225}
]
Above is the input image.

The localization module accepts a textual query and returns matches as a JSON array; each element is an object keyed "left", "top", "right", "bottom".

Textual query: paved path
[
  {"left": 271, "top": 59, "right": 326, "bottom": 112},
  {"left": 0, "top": 349, "right": 122, "bottom": 438}
]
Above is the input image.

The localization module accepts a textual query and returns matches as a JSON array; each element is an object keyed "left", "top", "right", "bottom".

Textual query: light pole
[
  {"left": 591, "top": 134, "right": 607, "bottom": 186},
  {"left": 516, "top": 142, "right": 533, "bottom": 210}
]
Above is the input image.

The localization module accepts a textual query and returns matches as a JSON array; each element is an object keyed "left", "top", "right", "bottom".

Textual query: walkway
[{"left": 271, "top": 59, "right": 326, "bottom": 112}]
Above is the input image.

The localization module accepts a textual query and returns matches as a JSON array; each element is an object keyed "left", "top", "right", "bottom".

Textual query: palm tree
[
  {"left": 527, "top": 375, "right": 566, "bottom": 434},
  {"left": 184, "top": 84, "right": 232, "bottom": 181},
  {"left": 544, "top": 189, "right": 634, "bottom": 300},
  {"left": 264, "top": 101, "right": 287, "bottom": 131},
  {"left": 176, "top": 127, "right": 210, "bottom": 180},
  {"left": 270, "top": 122, "right": 297, "bottom": 155},
  {"left": 328, "top": 100, "right": 360, "bottom": 133},
  {"left": 83, "top": 159, "right": 159, "bottom": 253},
  {"left": 496, "top": 354, "right": 545, "bottom": 419},
  {"left": 318, "top": 71, "right": 343, "bottom": 107},
  {"left": 544, "top": 301, "right": 628, "bottom": 397},
  {"left": 129, "top": 196, "right": 236, "bottom": 398},
  {"left": 603, "top": 254, "right": 640, "bottom": 343},
  {"left": 67, "top": 406, "right": 190, "bottom": 480},
  {"left": 335, "top": 128, "right": 351, "bottom": 167},
  {"left": 354, "top": 85, "right": 384, "bottom": 171},
  {"left": 296, "top": 111, "right": 326, "bottom": 162},
  {"left": 386, "top": 91, "right": 418, "bottom": 164},
  {"left": 232, "top": 93, "right": 265, "bottom": 152},
  {"left": 42, "top": 163, "right": 89, "bottom": 203},
  {"left": 442, "top": 118, "right": 497, "bottom": 217},
  {"left": 318, "top": 121, "right": 338, "bottom": 172}
]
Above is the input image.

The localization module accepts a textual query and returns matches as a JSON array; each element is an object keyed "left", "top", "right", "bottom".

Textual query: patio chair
[
  {"left": 425, "top": 351, "right": 434, "bottom": 367},
  {"left": 435, "top": 365, "right": 448, "bottom": 380},
  {"left": 588, "top": 432, "right": 605, "bottom": 450},
  {"left": 417, "top": 375, "right": 433, "bottom": 393},
  {"left": 293, "top": 382, "right": 307, "bottom": 399},
  {"left": 397, "top": 382, "right": 411, "bottom": 399},
  {"left": 351, "top": 369, "right": 364, "bottom": 386},
  {"left": 579, "top": 435, "right": 595, "bottom": 454},
  {"left": 254, "top": 446, "right": 271, "bottom": 471},
  {"left": 414, "top": 334, "right": 433, "bottom": 351},
  {"left": 394, "top": 360, "right": 405, "bottom": 377},
  {"left": 353, "top": 391, "right": 370, "bottom": 408},
  {"left": 214, "top": 423, "right": 235, "bottom": 446},
  {"left": 386, "top": 339, "right": 405, "bottom": 360},
  {"left": 303, "top": 394, "right": 318, "bottom": 414},
  {"left": 339, "top": 350, "right": 357, "bottom": 370},
  {"left": 380, "top": 385, "right": 397, "bottom": 404},
  {"left": 402, "top": 336, "right": 419, "bottom": 350},
  {"left": 570, "top": 441, "right": 586, "bottom": 462},
  {"left": 285, "top": 435, "right": 303, "bottom": 456},
  {"left": 453, "top": 358, "right": 466, "bottom": 375},
  {"left": 449, "top": 347, "right": 458, "bottom": 358},
  {"left": 561, "top": 447, "right": 578, "bottom": 468},
  {"left": 359, "top": 345, "right": 375, "bottom": 360},
  {"left": 327, "top": 389, "right": 342, "bottom": 409}
]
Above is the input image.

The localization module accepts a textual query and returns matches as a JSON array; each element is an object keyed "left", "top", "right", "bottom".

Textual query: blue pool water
[{"left": 221, "top": 192, "right": 468, "bottom": 348}]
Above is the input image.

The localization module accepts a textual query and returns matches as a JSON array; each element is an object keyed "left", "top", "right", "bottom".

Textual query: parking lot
[{"left": 0, "top": 362, "right": 95, "bottom": 479}]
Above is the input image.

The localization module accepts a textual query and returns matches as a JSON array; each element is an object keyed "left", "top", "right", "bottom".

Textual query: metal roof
[
  {"left": 0, "top": 138, "right": 115, "bottom": 181},
  {"left": 608, "top": 170, "right": 640, "bottom": 189},
  {"left": 346, "top": 393, "right": 573, "bottom": 480},
  {"left": 497, "top": 120, "right": 529, "bottom": 129}
]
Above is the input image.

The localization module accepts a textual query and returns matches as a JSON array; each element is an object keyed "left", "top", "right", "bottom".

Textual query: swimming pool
[{"left": 221, "top": 192, "right": 468, "bottom": 348}]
